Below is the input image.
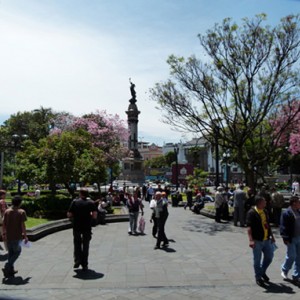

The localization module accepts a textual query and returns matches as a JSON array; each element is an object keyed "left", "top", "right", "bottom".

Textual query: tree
[
  {"left": 13, "top": 109, "right": 128, "bottom": 194},
  {"left": 1, "top": 107, "right": 55, "bottom": 145},
  {"left": 150, "top": 14, "right": 300, "bottom": 189}
]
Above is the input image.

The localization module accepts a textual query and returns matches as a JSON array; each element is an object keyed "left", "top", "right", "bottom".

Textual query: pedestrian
[
  {"left": 215, "top": 186, "right": 225, "bottom": 223},
  {"left": 149, "top": 195, "right": 158, "bottom": 238},
  {"left": 146, "top": 184, "right": 154, "bottom": 202},
  {"left": 221, "top": 187, "right": 230, "bottom": 221},
  {"left": 246, "top": 195, "right": 275, "bottom": 287},
  {"left": 126, "top": 192, "right": 144, "bottom": 235},
  {"left": 271, "top": 188, "right": 285, "bottom": 227},
  {"left": 0, "top": 190, "right": 8, "bottom": 252},
  {"left": 67, "top": 188, "right": 97, "bottom": 271},
  {"left": 142, "top": 184, "right": 147, "bottom": 200},
  {"left": 184, "top": 186, "right": 193, "bottom": 210},
  {"left": 292, "top": 181, "right": 300, "bottom": 195},
  {"left": 2, "top": 195, "right": 28, "bottom": 278},
  {"left": 154, "top": 191, "right": 169, "bottom": 249},
  {"left": 245, "top": 188, "right": 256, "bottom": 215},
  {"left": 280, "top": 196, "right": 300, "bottom": 282},
  {"left": 259, "top": 186, "right": 272, "bottom": 222},
  {"left": 233, "top": 185, "right": 247, "bottom": 227}
]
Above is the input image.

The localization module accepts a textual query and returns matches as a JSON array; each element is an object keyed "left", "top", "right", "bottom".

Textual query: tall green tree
[{"left": 151, "top": 14, "right": 300, "bottom": 189}]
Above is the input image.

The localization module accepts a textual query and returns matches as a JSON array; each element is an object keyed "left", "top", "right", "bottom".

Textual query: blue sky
[{"left": 0, "top": 0, "right": 299, "bottom": 145}]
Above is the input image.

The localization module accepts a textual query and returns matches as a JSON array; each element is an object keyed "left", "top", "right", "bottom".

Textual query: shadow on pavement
[
  {"left": 2, "top": 276, "right": 31, "bottom": 285},
  {"left": 73, "top": 269, "right": 104, "bottom": 280},
  {"left": 263, "top": 282, "right": 297, "bottom": 294},
  {"left": 161, "top": 247, "right": 176, "bottom": 253},
  {"left": 182, "top": 219, "right": 235, "bottom": 236}
]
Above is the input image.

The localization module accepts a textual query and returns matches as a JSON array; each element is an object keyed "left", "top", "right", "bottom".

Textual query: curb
[{"left": 26, "top": 213, "right": 129, "bottom": 241}]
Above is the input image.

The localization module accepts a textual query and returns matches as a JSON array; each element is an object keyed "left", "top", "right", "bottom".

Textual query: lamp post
[
  {"left": 214, "top": 125, "right": 220, "bottom": 188},
  {"left": 223, "top": 151, "right": 230, "bottom": 188},
  {"left": 174, "top": 144, "right": 179, "bottom": 191},
  {"left": 12, "top": 134, "right": 28, "bottom": 193}
]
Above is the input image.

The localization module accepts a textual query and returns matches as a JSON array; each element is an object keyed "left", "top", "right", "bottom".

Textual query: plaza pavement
[{"left": 0, "top": 204, "right": 300, "bottom": 300}]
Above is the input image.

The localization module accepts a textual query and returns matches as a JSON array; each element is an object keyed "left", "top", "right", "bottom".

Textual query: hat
[{"left": 217, "top": 186, "right": 224, "bottom": 191}]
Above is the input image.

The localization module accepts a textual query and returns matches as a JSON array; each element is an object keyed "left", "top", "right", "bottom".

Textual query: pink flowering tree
[
  {"left": 271, "top": 100, "right": 300, "bottom": 155},
  {"left": 45, "top": 110, "right": 129, "bottom": 192}
]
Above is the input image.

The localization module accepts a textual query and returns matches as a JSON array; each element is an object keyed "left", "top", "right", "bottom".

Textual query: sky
[{"left": 0, "top": 0, "right": 299, "bottom": 146}]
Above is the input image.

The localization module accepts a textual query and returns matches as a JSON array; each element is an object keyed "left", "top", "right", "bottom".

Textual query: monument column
[{"left": 121, "top": 80, "right": 144, "bottom": 185}]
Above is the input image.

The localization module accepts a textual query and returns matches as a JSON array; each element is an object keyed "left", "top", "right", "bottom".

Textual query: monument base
[{"left": 121, "top": 157, "right": 145, "bottom": 186}]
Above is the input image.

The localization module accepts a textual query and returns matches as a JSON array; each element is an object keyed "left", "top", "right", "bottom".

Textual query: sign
[{"left": 172, "top": 163, "right": 194, "bottom": 185}]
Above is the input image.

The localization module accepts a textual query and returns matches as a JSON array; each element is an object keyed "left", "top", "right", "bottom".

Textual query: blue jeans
[
  {"left": 128, "top": 212, "right": 139, "bottom": 233},
  {"left": 252, "top": 239, "right": 274, "bottom": 280},
  {"left": 282, "top": 236, "right": 300, "bottom": 278},
  {"left": 5, "top": 240, "right": 22, "bottom": 271}
]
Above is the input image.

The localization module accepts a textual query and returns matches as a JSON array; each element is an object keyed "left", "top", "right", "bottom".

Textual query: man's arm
[
  {"left": 247, "top": 226, "right": 255, "bottom": 248},
  {"left": 21, "top": 221, "right": 28, "bottom": 243},
  {"left": 91, "top": 211, "right": 97, "bottom": 219}
]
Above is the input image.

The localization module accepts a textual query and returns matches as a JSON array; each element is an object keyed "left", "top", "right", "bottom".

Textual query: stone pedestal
[{"left": 122, "top": 157, "right": 144, "bottom": 186}]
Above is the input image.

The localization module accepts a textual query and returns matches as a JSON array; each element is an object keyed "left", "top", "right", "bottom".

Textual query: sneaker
[
  {"left": 154, "top": 245, "right": 160, "bottom": 250},
  {"left": 261, "top": 274, "right": 270, "bottom": 282},
  {"left": 162, "top": 243, "right": 169, "bottom": 248},
  {"left": 281, "top": 270, "right": 288, "bottom": 280},
  {"left": 256, "top": 278, "right": 266, "bottom": 287}
]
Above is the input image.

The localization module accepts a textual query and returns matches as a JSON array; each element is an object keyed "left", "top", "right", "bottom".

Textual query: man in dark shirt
[
  {"left": 67, "top": 189, "right": 97, "bottom": 271},
  {"left": 246, "top": 195, "right": 275, "bottom": 287}
]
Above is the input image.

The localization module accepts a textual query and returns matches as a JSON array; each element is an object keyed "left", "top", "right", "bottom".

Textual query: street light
[
  {"left": 12, "top": 134, "right": 28, "bottom": 193},
  {"left": 223, "top": 151, "right": 230, "bottom": 188},
  {"left": 174, "top": 144, "right": 179, "bottom": 191},
  {"left": 213, "top": 124, "right": 220, "bottom": 188}
]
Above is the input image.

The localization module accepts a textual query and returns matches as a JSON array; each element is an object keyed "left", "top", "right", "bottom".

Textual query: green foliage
[
  {"left": 186, "top": 168, "right": 209, "bottom": 187},
  {"left": 21, "top": 194, "right": 72, "bottom": 219},
  {"left": 144, "top": 151, "right": 176, "bottom": 168},
  {"left": 151, "top": 14, "right": 300, "bottom": 189}
]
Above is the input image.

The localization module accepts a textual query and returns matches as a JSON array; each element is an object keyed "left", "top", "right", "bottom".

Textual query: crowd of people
[{"left": 1, "top": 181, "right": 300, "bottom": 287}]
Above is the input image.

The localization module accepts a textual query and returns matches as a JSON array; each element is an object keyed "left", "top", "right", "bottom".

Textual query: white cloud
[{"left": 1, "top": 0, "right": 297, "bottom": 145}]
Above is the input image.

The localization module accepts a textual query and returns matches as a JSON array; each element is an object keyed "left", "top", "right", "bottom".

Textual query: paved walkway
[{"left": 0, "top": 204, "right": 299, "bottom": 300}]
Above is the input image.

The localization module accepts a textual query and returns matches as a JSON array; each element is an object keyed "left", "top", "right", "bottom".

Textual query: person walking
[
  {"left": 154, "top": 191, "right": 169, "bottom": 249},
  {"left": 233, "top": 185, "right": 247, "bottom": 227},
  {"left": 149, "top": 195, "right": 158, "bottom": 238},
  {"left": 246, "top": 195, "right": 275, "bottom": 287},
  {"left": 67, "top": 188, "right": 97, "bottom": 271},
  {"left": 215, "top": 186, "right": 225, "bottom": 223},
  {"left": 126, "top": 192, "right": 144, "bottom": 235},
  {"left": 280, "top": 196, "right": 300, "bottom": 282},
  {"left": 184, "top": 186, "right": 193, "bottom": 210},
  {"left": 2, "top": 195, "right": 28, "bottom": 278},
  {"left": 0, "top": 190, "right": 8, "bottom": 252},
  {"left": 146, "top": 185, "right": 154, "bottom": 202},
  {"left": 271, "top": 188, "right": 285, "bottom": 227}
]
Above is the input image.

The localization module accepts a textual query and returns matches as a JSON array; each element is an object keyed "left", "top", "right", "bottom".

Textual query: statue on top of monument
[{"left": 129, "top": 78, "right": 136, "bottom": 100}]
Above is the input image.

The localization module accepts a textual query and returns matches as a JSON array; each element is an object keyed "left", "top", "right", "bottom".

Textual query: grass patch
[
  {"left": 113, "top": 207, "right": 122, "bottom": 215},
  {"left": 25, "top": 217, "right": 50, "bottom": 229}
]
